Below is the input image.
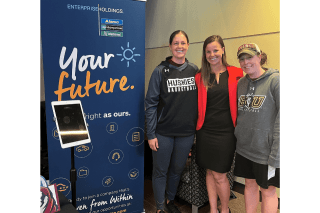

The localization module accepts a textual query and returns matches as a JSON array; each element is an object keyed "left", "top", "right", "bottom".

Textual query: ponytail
[
  {"left": 260, "top": 51, "right": 268, "bottom": 66},
  {"left": 260, "top": 51, "right": 267, "bottom": 67}
]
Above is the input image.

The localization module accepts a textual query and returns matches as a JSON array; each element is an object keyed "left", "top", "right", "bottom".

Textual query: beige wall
[
  {"left": 145, "top": 0, "right": 279, "bottom": 48},
  {"left": 145, "top": 0, "right": 280, "bottom": 197},
  {"left": 145, "top": 0, "right": 280, "bottom": 93}
]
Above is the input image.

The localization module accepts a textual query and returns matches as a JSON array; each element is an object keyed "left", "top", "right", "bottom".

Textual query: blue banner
[{"left": 41, "top": 0, "right": 145, "bottom": 212}]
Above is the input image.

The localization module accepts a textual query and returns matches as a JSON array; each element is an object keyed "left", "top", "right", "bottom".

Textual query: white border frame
[{"left": 51, "top": 100, "right": 91, "bottom": 149}]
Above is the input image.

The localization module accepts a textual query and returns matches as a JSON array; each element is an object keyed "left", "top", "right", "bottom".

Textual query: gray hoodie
[{"left": 235, "top": 68, "right": 280, "bottom": 168}]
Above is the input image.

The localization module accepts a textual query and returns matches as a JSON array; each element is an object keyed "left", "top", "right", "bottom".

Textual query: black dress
[{"left": 196, "top": 71, "right": 236, "bottom": 173}]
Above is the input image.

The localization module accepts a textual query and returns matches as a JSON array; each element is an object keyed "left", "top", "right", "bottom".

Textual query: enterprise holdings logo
[{"left": 101, "top": 18, "right": 123, "bottom": 37}]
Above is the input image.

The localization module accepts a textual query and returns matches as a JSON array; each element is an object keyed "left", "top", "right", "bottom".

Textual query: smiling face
[
  {"left": 169, "top": 33, "right": 189, "bottom": 64},
  {"left": 205, "top": 41, "right": 225, "bottom": 67},
  {"left": 238, "top": 53, "right": 262, "bottom": 78}
]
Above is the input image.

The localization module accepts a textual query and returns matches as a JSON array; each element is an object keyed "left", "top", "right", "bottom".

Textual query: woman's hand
[{"left": 148, "top": 138, "right": 159, "bottom": 151}]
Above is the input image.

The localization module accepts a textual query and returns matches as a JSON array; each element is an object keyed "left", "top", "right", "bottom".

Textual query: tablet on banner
[{"left": 51, "top": 100, "right": 91, "bottom": 149}]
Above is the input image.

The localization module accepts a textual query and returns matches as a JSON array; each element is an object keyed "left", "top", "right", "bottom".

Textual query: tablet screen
[{"left": 52, "top": 100, "right": 91, "bottom": 148}]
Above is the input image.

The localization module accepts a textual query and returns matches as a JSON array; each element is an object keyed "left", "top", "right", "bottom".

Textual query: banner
[{"left": 41, "top": 0, "right": 145, "bottom": 212}]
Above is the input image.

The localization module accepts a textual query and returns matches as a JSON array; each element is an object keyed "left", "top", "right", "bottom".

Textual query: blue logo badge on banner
[{"left": 101, "top": 18, "right": 123, "bottom": 25}]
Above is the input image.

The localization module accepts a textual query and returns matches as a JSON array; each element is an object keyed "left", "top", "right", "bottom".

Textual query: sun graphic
[{"left": 117, "top": 42, "right": 140, "bottom": 67}]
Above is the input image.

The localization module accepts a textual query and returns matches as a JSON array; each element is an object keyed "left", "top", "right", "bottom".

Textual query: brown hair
[
  {"left": 169, "top": 30, "right": 189, "bottom": 45},
  {"left": 200, "top": 35, "right": 230, "bottom": 88},
  {"left": 260, "top": 51, "right": 268, "bottom": 67}
]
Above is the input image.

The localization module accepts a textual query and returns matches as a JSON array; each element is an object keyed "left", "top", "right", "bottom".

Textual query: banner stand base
[{"left": 70, "top": 147, "right": 77, "bottom": 208}]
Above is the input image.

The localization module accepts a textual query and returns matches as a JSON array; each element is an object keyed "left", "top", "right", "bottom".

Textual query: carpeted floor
[{"left": 143, "top": 179, "right": 280, "bottom": 213}]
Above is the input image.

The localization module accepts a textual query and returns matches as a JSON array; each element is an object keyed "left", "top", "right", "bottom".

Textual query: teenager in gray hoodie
[{"left": 234, "top": 43, "right": 279, "bottom": 213}]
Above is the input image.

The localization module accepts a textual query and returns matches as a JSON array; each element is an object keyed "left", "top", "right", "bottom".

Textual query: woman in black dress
[{"left": 195, "top": 35, "right": 243, "bottom": 213}]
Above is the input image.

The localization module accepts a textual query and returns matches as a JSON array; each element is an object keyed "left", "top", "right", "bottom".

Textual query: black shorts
[{"left": 234, "top": 153, "right": 280, "bottom": 189}]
